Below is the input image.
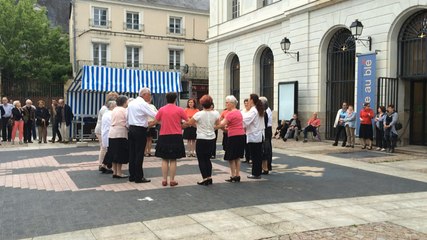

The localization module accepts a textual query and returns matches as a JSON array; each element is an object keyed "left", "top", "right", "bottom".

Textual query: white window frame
[
  {"left": 92, "top": 42, "right": 108, "bottom": 66},
  {"left": 168, "top": 16, "right": 184, "bottom": 35},
  {"left": 169, "top": 49, "right": 183, "bottom": 70},
  {"left": 91, "top": 6, "right": 110, "bottom": 28},
  {"left": 125, "top": 11, "right": 142, "bottom": 31},
  {"left": 231, "top": 0, "right": 240, "bottom": 19},
  {"left": 126, "top": 46, "right": 141, "bottom": 68}
]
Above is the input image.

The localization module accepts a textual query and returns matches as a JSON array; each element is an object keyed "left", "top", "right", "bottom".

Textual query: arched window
[
  {"left": 399, "top": 10, "right": 427, "bottom": 145},
  {"left": 260, "top": 48, "right": 274, "bottom": 109},
  {"left": 230, "top": 55, "right": 240, "bottom": 104},
  {"left": 325, "top": 28, "right": 355, "bottom": 139}
]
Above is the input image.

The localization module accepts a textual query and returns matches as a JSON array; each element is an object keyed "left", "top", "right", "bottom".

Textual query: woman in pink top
[
  {"left": 216, "top": 95, "right": 245, "bottom": 183},
  {"left": 150, "top": 92, "right": 188, "bottom": 187},
  {"left": 108, "top": 95, "right": 129, "bottom": 179}
]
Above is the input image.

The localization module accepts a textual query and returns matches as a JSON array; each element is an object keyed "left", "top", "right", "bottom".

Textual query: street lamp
[
  {"left": 280, "top": 37, "right": 299, "bottom": 62},
  {"left": 349, "top": 19, "right": 372, "bottom": 51}
]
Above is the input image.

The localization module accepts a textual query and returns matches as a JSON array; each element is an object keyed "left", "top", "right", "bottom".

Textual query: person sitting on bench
[
  {"left": 303, "top": 112, "right": 321, "bottom": 143},
  {"left": 283, "top": 114, "right": 301, "bottom": 141},
  {"left": 274, "top": 120, "right": 287, "bottom": 139}
]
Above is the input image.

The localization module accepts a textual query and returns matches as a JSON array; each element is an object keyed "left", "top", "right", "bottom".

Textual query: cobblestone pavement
[
  {"left": 264, "top": 222, "right": 427, "bottom": 240},
  {"left": 1, "top": 141, "right": 427, "bottom": 239}
]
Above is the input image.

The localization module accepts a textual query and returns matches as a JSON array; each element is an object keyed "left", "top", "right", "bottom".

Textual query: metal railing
[
  {"left": 166, "top": 27, "right": 186, "bottom": 36},
  {"left": 89, "top": 18, "right": 112, "bottom": 29},
  {"left": 123, "top": 23, "right": 144, "bottom": 32},
  {"left": 76, "top": 60, "right": 208, "bottom": 80}
]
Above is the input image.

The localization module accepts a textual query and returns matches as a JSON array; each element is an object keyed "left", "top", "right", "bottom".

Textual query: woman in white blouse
[
  {"left": 100, "top": 100, "right": 117, "bottom": 174},
  {"left": 242, "top": 94, "right": 265, "bottom": 179}
]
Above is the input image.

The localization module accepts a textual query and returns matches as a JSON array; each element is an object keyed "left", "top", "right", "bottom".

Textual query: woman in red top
[
  {"left": 216, "top": 95, "right": 245, "bottom": 183},
  {"left": 151, "top": 92, "right": 188, "bottom": 187},
  {"left": 359, "top": 102, "right": 375, "bottom": 150},
  {"left": 183, "top": 98, "right": 199, "bottom": 157}
]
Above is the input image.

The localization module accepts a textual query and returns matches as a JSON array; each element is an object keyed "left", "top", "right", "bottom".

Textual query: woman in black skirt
[
  {"left": 185, "top": 95, "right": 220, "bottom": 185},
  {"left": 183, "top": 98, "right": 199, "bottom": 157},
  {"left": 216, "top": 95, "right": 246, "bottom": 182},
  {"left": 108, "top": 95, "right": 129, "bottom": 178},
  {"left": 150, "top": 92, "right": 188, "bottom": 187}
]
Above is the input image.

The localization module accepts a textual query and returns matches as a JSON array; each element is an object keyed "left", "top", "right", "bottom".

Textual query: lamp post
[
  {"left": 280, "top": 37, "right": 299, "bottom": 62},
  {"left": 349, "top": 19, "right": 372, "bottom": 51}
]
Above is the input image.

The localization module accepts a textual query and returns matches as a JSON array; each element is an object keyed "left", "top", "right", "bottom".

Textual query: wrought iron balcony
[
  {"left": 123, "top": 23, "right": 144, "bottom": 32},
  {"left": 89, "top": 18, "right": 112, "bottom": 29},
  {"left": 76, "top": 60, "right": 208, "bottom": 80},
  {"left": 166, "top": 27, "right": 186, "bottom": 36}
]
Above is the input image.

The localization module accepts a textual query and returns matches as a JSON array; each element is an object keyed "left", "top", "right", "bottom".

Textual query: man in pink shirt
[{"left": 303, "top": 112, "right": 321, "bottom": 143}]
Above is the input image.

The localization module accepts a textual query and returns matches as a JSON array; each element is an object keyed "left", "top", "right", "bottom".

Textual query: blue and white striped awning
[
  {"left": 67, "top": 65, "right": 182, "bottom": 117},
  {"left": 68, "top": 65, "right": 182, "bottom": 94}
]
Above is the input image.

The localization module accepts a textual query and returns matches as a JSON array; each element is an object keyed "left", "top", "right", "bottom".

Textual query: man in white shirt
[
  {"left": 127, "top": 88, "right": 157, "bottom": 183},
  {"left": 1, "top": 97, "right": 14, "bottom": 142}
]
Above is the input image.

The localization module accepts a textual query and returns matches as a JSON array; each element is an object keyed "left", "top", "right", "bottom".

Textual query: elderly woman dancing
[{"left": 216, "top": 95, "right": 246, "bottom": 182}]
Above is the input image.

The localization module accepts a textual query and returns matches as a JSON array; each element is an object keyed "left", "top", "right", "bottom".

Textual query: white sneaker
[
  {"left": 376, "top": 147, "right": 381, "bottom": 151},
  {"left": 380, "top": 148, "right": 386, "bottom": 152}
]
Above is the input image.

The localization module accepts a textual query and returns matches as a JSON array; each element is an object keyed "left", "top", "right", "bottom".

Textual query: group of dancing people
[{"left": 94, "top": 88, "right": 273, "bottom": 187}]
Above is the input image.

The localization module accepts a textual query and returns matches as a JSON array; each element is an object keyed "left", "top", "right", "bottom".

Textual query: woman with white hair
[
  {"left": 100, "top": 100, "right": 117, "bottom": 174},
  {"left": 259, "top": 96, "right": 273, "bottom": 174},
  {"left": 11, "top": 100, "right": 24, "bottom": 144},
  {"left": 216, "top": 95, "right": 246, "bottom": 182}
]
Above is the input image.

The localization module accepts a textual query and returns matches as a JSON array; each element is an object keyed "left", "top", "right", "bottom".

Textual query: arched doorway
[
  {"left": 230, "top": 55, "right": 240, "bottom": 105},
  {"left": 260, "top": 48, "right": 274, "bottom": 109},
  {"left": 399, "top": 10, "right": 427, "bottom": 145},
  {"left": 325, "top": 28, "right": 355, "bottom": 139}
]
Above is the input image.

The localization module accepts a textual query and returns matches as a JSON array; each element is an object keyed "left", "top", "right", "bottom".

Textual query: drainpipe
[{"left": 72, "top": 0, "right": 77, "bottom": 75}]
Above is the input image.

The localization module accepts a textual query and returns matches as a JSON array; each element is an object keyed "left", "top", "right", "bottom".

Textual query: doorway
[{"left": 410, "top": 81, "right": 427, "bottom": 145}]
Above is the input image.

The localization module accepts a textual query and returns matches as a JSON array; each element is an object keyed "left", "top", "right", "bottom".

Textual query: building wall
[
  {"left": 71, "top": 0, "right": 209, "bottom": 71},
  {"left": 208, "top": 0, "right": 427, "bottom": 143}
]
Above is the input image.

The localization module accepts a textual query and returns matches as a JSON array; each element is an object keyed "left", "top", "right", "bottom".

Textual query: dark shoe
[
  {"left": 247, "top": 175, "right": 261, "bottom": 179},
  {"left": 390, "top": 148, "right": 395, "bottom": 153},
  {"left": 345, "top": 145, "right": 351, "bottom": 148},
  {"left": 114, "top": 174, "right": 128, "bottom": 179},
  {"left": 104, "top": 169, "right": 113, "bottom": 174},
  {"left": 283, "top": 138, "right": 287, "bottom": 142},
  {"left": 38, "top": 141, "right": 42, "bottom": 144},
  {"left": 332, "top": 142, "right": 338, "bottom": 146},
  {"left": 129, "top": 178, "right": 135, "bottom": 182},
  {"left": 367, "top": 146, "right": 372, "bottom": 150},
  {"left": 295, "top": 137, "right": 299, "bottom": 141},
  {"left": 170, "top": 181, "right": 178, "bottom": 187},
  {"left": 351, "top": 145, "right": 354, "bottom": 148},
  {"left": 99, "top": 166, "right": 107, "bottom": 172},
  {"left": 28, "top": 141, "right": 33, "bottom": 143},
  {"left": 342, "top": 143, "right": 347, "bottom": 147},
  {"left": 234, "top": 176, "right": 241, "bottom": 182},
  {"left": 112, "top": 175, "right": 119, "bottom": 178},
  {"left": 262, "top": 170, "right": 269, "bottom": 175},
  {"left": 198, "top": 179, "right": 211, "bottom": 185},
  {"left": 303, "top": 139, "right": 308, "bottom": 143},
  {"left": 225, "top": 177, "right": 235, "bottom": 183},
  {"left": 162, "top": 180, "right": 168, "bottom": 186},
  {"left": 361, "top": 145, "right": 366, "bottom": 149},
  {"left": 135, "top": 178, "right": 151, "bottom": 183}
]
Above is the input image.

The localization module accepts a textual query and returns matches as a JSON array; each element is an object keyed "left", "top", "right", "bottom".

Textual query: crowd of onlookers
[
  {"left": 0, "top": 97, "right": 73, "bottom": 145},
  {"left": 94, "top": 88, "right": 273, "bottom": 186},
  {"left": 274, "top": 101, "right": 399, "bottom": 153}
]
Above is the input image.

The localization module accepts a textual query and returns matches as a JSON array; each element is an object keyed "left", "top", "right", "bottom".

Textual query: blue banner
[{"left": 356, "top": 53, "right": 376, "bottom": 136}]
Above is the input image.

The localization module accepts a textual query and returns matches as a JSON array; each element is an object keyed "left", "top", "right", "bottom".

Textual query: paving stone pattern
[
  {"left": 264, "top": 222, "right": 427, "bottom": 240},
  {"left": 1, "top": 147, "right": 427, "bottom": 239}
]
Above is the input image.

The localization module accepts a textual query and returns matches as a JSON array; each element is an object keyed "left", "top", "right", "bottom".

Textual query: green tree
[{"left": 0, "top": 0, "right": 70, "bottom": 85}]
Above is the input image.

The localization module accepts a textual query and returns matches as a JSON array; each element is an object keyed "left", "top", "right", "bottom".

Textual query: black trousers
[
  {"left": 51, "top": 120, "right": 62, "bottom": 141},
  {"left": 196, "top": 139, "right": 214, "bottom": 178},
  {"left": 303, "top": 125, "right": 318, "bottom": 138},
  {"left": 24, "top": 120, "right": 33, "bottom": 142},
  {"left": 211, "top": 130, "right": 218, "bottom": 158},
  {"left": 128, "top": 125, "right": 148, "bottom": 181},
  {"left": 375, "top": 127, "right": 385, "bottom": 148},
  {"left": 244, "top": 135, "right": 250, "bottom": 161},
  {"left": 1, "top": 117, "right": 12, "bottom": 141},
  {"left": 334, "top": 125, "right": 347, "bottom": 144},
  {"left": 248, "top": 142, "right": 263, "bottom": 177}
]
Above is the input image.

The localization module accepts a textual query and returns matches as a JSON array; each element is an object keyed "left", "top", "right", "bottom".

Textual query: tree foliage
[{"left": 0, "top": 0, "right": 71, "bottom": 84}]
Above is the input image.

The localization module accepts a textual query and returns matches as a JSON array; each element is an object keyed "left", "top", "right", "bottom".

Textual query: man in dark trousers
[
  {"left": 127, "top": 88, "right": 157, "bottom": 183},
  {"left": 49, "top": 99, "right": 62, "bottom": 143},
  {"left": 22, "top": 99, "right": 36, "bottom": 143},
  {"left": 1, "top": 97, "right": 13, "bottom": 142},
  {"left": 56, "top": 99, "right": 73, "bottom": 143}
]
